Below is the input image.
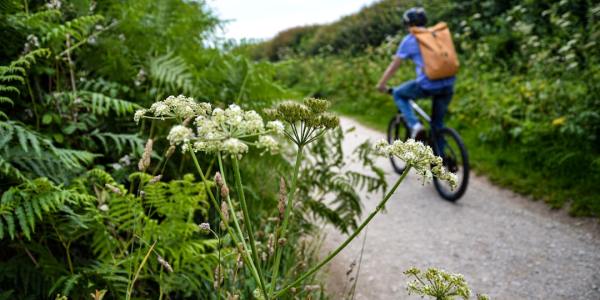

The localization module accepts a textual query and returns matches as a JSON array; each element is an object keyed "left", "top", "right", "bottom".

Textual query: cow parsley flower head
[
  {"left": 134, "top": 95, "right": 212, "bottom": 121},
  {"left": 137, "top": 96, "right": 287, "bottom": 158},
  {"left": 266, "top": 120, "right": 285, "bottom": 135},
  {"left": 167, "top": 125, "right": 194, "bottom": 145},
  {"left": 404, "top": 267, "right": 472, "bottom": 300},
  {"left": 222, "top": 138, "right": 248, "bottom": 157},
  {"left": 375, "top": 139, "right": 458, "bottom": 189},
  {"left": 134, "top": 109, "right": 147, "bottom": 124},
  {"left": 256, "top": 135, "right": 279, "bottom": 155},
  {"left": 265, "top": 98, "right": 339, "bottom": 146}
]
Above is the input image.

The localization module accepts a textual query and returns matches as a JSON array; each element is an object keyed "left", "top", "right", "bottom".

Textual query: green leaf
[
  {"left": 63, "top": 124, "right": 77, "bottom": 135},
  {"left": 42, "top": 114, "right": 53, "bottom": 124},
  {"left": 53, "top": 133, "right": 64, "bottom": 143}
]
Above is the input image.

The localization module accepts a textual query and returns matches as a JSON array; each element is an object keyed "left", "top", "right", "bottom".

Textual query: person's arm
[{"left": 376, "top": 57, "right": 402, "bottom": 92}]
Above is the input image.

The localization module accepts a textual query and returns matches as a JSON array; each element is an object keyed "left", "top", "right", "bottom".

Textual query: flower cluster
[
  {"left": 190, "top": 104, "right": 283, "bottom": 157},
  {"left": 264, "top": 98, "right": 339, "bottom": 146},
  {"left": 404, "top": 267, "right": 472, "bottom": 300},
  {"left": 134, "top": 95, "right": 212, "bottom": 123},
  {"left": 136, "top": 96, "right": 284, "bottom": 158},
  {"left": 375, "top": 139, "right": 458, "bottom": 189}
]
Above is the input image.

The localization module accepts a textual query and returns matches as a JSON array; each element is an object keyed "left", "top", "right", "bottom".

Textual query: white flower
[
  {"left": 134, "top": 109, "right": 147, "bottom": 124},
  {"left": 150, "top": 102, "right": 170, "bottom": 117},
  {"left": 256, "top": 135, "right": 279, "bottom": 155},
  {"left": 99, "top": 204, "right": 109, "bottom": 212},
  {"left": 222, "top": 138, "right": 248, "bottom": 157},
  {"left": 167, "top": 125, "right": 194, "bottom": 145},
  {"left": 243, "top": 111, "right": 265, "bottom": 133},
  {"left": 267, "top": 121, "right": 285, "bottom": 135},
  {"left": 138, "top": 96, "right": 285, "bottom": 159},
  {"left": 375, "top": 139, "right": 457, "bottom": 189}
]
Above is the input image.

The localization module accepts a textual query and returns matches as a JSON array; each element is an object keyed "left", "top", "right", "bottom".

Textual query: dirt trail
[{"left": 320, "top": 117, "right": 600, "bottom": 300}]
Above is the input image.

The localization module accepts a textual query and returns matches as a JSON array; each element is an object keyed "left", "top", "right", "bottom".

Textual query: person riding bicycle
[{"left": 376, "top": 7, "right": 455, "bottom": 141}]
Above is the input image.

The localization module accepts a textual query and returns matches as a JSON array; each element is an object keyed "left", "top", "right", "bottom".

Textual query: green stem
[
  {"left": 216, "top": 154, "right": 262, "bottom": 282},
  {"left": 232, "top": 157, "right": 269, "bottom": 300},
  {"left": 126, "top": 241, "right": 156, "bottom": 300},
  {"left": 188, "top": 148, "right": 263, "bottom": 292},
  {"left": 269, "top": 145, "right": 304, "bottom": 295},
  {"left": 274, "top": 165, "right": 412, "bottom": 298}
]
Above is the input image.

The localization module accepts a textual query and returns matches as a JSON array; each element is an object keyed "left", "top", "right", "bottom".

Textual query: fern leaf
[
  {"left": 91, "top": 132, "right": 144, "bottom": 155},
  {"left": 14, "top": 206, "right": 30, "bottom": 239},
  {"left": 0, "top": 85, "right": 20, "bottom": 94},
  {"left": 0, "top": 96, "right": 14, "bottom": 105},
  {"left": 43, "top": 15, "right": 104, "bottom": 43},
  {"left": 149, "top": 52, "right": 198, "bottom": 96},
  {"left": 2, "top": 214, "right": 15, "bottom": 240}
]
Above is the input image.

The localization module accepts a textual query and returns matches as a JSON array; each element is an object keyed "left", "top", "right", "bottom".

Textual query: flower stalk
[
  {"left": 189, "top": 148, "right": 264, "bottom": 296},
  {"left": 273, "top": 165, "right": 412, "bottom": 298},
  {"left": 231, "top": 157, "right": 269, "bottom": 300},
  {"left": 268, "top": 144, "right": 304, "bottom": 295}
]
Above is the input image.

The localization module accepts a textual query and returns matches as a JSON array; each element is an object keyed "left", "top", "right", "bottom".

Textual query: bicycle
[{"left": 386, "top": 88, "right": 469, "bottom": 201}]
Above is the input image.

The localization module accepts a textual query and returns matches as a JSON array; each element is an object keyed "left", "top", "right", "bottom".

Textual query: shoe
[{"left": 410, "top": 123, "right": 426, "bottom": 141}]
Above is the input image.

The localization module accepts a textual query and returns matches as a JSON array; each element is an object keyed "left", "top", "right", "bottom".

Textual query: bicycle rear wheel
[
  {"left": 387, "top": 114, "right": 409, "bottom": 174},
  {"left": 432, "top": 127, "right": 469, "bottom": 201}
]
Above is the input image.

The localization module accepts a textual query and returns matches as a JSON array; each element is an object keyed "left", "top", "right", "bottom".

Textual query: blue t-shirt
[{"left": 396, "top": 34, "right": 455, "bottom": 90}]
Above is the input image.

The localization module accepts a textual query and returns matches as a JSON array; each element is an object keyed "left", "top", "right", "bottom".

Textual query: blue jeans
[
  {"left": 393, "top": 80, "right": 453, "bottom": 130},
  {"left": 393, "top": 80, "right": 453, "bottom": 152}
]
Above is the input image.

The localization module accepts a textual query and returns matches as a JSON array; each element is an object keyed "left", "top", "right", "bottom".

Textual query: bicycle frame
[
  {"left": 402, "top": 99, "right": 445, "bottom": 156},
  {"left": 409, "top": 100, "right": 431, "bottom": 123}
]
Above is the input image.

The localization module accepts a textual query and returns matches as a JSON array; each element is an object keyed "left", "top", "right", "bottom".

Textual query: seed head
[
  {"left": 149, "top": 174, "right": 162, "bottom": 184},
  {"left": 278, "top": 177, "right": 286, "bottom": 220},
  {"left": 157, "top": 255, "right": 173, "bottom": 273},
  {"left": 278, "top": 238, "right": 287, "bottom": 246},
  {"left": 104, "top": 183, "right": 122, "bottom": 195},
  {"left": 198, "top": 223, "right": 211, "bottom": 234},
  {"left": 220, "top": 201, "right": 230, "bottom": 224},
  {"left": 165, "top": 145, "right": 176, "bottom": 158},
  {"left": 138, "top": 139, "right": 153, "bottom": 172}
]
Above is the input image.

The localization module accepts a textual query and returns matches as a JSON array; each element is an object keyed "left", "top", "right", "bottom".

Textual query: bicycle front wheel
[
  {"left": 387, "top": 114, "right": 409, "bottom": 174},
  {"left": 432, "top": 127, "right": 469, "bottom": 201}
]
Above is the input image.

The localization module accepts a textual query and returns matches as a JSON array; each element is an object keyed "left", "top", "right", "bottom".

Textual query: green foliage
[
  {"left": 0, "top": 177, "right": 93, "bottom": 240},
  {"left": 270, "top": 0, "right": 600, "bottom": 217},
  {"left": 404, "top": 267, "right": 489, "bottom": 300},
  {"left": 299, "top": 127, "right": 387, "bottom": 233},
  {"left": 0, "top": 169, "right": 222, "bottom": 299}
]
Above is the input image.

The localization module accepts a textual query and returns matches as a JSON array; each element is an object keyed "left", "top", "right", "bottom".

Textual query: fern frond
[
  {"left": 0, "top": 85, "right": 20, "bottom": 94},
  {"left": 43, "top": 15, "right": 104, "bottom": 43},
  {"left": 91, "top": 132, "right": 145, "bottom": 155},
  {"left": 149, "top": 52, "right": 198, "bottom": 96},
  {"left": 0, "top": 178, "right": 91, "bottom": 240},
  {"left": 7, "top": 49, "right": 50, "bottom": 70},
  {"left": 80, "top": 78, "right": 131, "bottom": 97},
  {"left": 54, "top": 91, "right": 141, "bottom": 116}
]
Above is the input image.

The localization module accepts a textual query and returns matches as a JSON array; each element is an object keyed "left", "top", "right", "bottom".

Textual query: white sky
[{"left": 207, "top": 0, "right": 379, "bottom": 41}]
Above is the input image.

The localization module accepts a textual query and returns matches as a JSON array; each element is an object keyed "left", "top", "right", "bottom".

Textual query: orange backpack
[{"left": 409, "top": 22, "right": 459, "bottom": 80}]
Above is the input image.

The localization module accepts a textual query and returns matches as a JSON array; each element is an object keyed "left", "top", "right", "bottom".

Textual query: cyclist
[{"left": 376, "top": 7, "right": 455, "bottom": 141}]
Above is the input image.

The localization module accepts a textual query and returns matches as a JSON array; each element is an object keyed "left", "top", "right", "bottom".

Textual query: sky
[{"left": 207, "top": 0, "right": 379, "bottom": 41}]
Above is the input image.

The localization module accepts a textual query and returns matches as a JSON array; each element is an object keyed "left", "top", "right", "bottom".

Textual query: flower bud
[
  {"left": 165, "top": 145, "right": 176, "bottom": 158},
  {"left": 198, "top": 223, "right": 210, "bottom": 234},
  {"left": 157, "top": 255, "right": 173, "bottom": 273},
  {"left": 220, "top": 201, "right": 229, "bottom": 223},
  {"left": 138, "top": 139, "right": 153, "bottom": 172},
  {"left": 104, "top": 183, "right": 122, "bottom": 195},
  {"left": 278, "top": 177, "right": 286, "bottom": 220},
  {"left": 149, "top": 174, "right": 162, "bottom": 184}
]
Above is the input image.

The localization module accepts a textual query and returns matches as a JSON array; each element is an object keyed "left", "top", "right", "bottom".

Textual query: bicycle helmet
[{"left": 403, "top": 7, "right": 427, "bottom": 27}]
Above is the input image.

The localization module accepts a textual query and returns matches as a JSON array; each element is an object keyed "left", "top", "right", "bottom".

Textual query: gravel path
[{"left": 320, "top": 117, "right": 600, "bottom": 300}]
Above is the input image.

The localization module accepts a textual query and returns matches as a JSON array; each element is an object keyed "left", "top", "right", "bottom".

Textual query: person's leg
[
  {"left": 393, "top": 80, "right": 426, "bottom": 128},
  {"left": 431, "top": 86, "right": 453, "bottom": 154}
]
